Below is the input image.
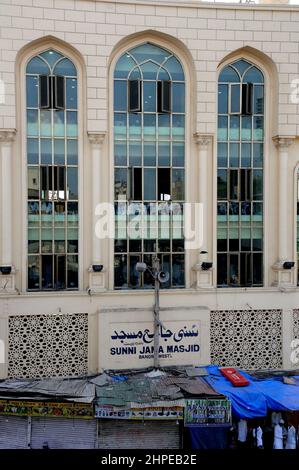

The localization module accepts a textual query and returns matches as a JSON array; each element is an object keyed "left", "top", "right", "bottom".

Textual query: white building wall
[{"left": 0, "top": 0, "right": 298, "bottom": 377}]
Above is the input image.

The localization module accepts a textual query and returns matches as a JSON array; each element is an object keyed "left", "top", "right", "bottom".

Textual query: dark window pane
[
  {"left": 253, "top": 253, "right": 263, "bottom": 285},
  {"left": 218, "top": 84, "right": 228, "bottom": 114},
  {"left": 28, "top": 255, "right": 40, "bottom": 289},
  {"left": 129, "top": 255, "right": 141, "bottom": 287},
  {"left": 115, "top": 239, "right": 127, "bottom": 253},
  {"left": 172, "top": 169, "right": 184, "bottom": 200},
  {"left": 253, "top": 170, "right": 263, "bottom": 200},
  {"left": 28, "top": 167, "right": 39, "bottom": 199},
  {"left": 158, "top": 168, "right": 171, "bottom": 201},
  {"left": 128, "top": 80, "right": 141, "bottom": 112},
  {"left": 55, "top": 255, "right": 66, "bottom": 289},
  {"left": 172, "top": 254, "right": 184, "bottom": 286},
  {"left": 42, "top": 254, "right": 53, "bottom": 289},
  {"left": 229, "top": 254, "right": 239, "bottom": 286},
  {"left": 67, "top": 255, "right": 78, "bottom": 288},
  {"left": 129, "top": 239, "right": 141, "bottom": 252},
  {"left": 217, "top": 253, "right": 227, "bottom": 286},
  {"left": 229, "top": 170, "right": 239, "bottom": 200},
  {"left": 241, "top": 83, "right": 253, "bottom": 115},
  {"left": 132, "top": 167, "right": 142, "bottom": 200},
  {"left": 54, "top": 76, "right": 65, "bottom": 109},
  {"left": 252, "top": 238, "right": 263, "bottom": 252},
  {"left": 114, "top": 80, "right": 127, "bottom": 111},
  {"left": 217, "top": 238, "right": 227, "bottom": 252},
  {"left": 172, "top": 239, "right": 184, "bottom": 252},
  {"left": 144, "top": 168, "right": 156, "bottom": 200},
  {"left": 115, "top": 168, "right": 127, "bottom": 200},
  {"left": 39, "top": 75, "right": 50, "bottom": 108},
  {"left": 144, "top": 240, "right": 156, "bottom": 252},
  {"left": 217, "top": 169, "right": 227, "bottom": 200},
  {"left": 158, "top": 81, "right": 171, "bottom": 113},
  {"left": 254, "top": 85, "right": 264, "bottom": 114}
]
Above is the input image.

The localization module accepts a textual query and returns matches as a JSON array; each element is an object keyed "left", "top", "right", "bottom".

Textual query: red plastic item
[{"left": 220, "top": 367, "right": 249, "bottom": 387}]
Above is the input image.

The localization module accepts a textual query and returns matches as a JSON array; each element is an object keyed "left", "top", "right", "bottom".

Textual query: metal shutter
[
  {"left": 31, "top": 417, "right": 97, "bottom": 449},
  {"left": 0, "top": 416, "right": 29, "bottom": 449},
  {"left": 98, "top": 420, "right": 180, "bottom": 449}
]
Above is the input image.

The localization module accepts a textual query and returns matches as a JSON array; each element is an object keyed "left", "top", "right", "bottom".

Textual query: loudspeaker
[
  {"left": 92, "top": 264, "right": 103, "bottom": 272},
  {"left": 283, "top": 261, "right": 295, "bottom": 270},
  {"left": 0, "top": 266, "right": 12, "bottom": 275},
  {"left": 201, "top": 262, "right": 213, "bottom": 271}
]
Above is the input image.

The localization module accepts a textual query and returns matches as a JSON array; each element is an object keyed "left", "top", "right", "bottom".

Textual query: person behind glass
[
  {"left": 273, "top": 419, "right": 285, "bottom": 449},
  {"left": 252, "top": 423, "right": 264, "bottom": 449},
  {"left": 237, "top": 418, "right": 248, "bottom": 448}
]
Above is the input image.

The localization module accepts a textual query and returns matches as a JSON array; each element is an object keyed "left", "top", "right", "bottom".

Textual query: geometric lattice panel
[
  {"left": 210, "top": 310, "right": 282, "bottom": 370},
  {"left": 293, "top": 309, "right": 299, "bottom": 339},
  {"left": 8, "top": 313, "right": 88, "bottom": 379}
]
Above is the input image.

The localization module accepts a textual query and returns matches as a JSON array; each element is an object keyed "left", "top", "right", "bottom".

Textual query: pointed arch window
[
  {"left": 26, "top": 49, "right": 79, "bottom": 290},
  {"left": 217, "top": 59, "right": 264, "bottom": 287},
  {"left": 113, "top": 43, "right": 185, "bottom": 289}
]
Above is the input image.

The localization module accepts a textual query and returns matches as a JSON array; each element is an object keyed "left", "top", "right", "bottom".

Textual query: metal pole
[{"left": 153, "top": 256, "right": 160, "bottom": 369}]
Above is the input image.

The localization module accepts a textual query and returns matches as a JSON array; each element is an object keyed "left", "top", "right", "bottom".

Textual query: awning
[
  {"left": 203, "top": 365, "right": 268, "bottom": 419},
  {"left": 252, "top": 376, "right": 299, "bottom": 411}
]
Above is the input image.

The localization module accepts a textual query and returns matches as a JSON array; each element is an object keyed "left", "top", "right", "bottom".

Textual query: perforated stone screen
[
  {"left": 293, "top": 309, "right": 299, "bottom": 339},
  {"left": 210, "top": 309, "right": 282, "bottom": 370},
  {"left": 8, "top": 313, "right": 88, "bottom": 379}
]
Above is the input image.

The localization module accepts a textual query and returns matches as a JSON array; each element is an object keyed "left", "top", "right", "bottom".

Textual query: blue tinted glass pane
[
  {"left": 144, "top": 168, "right": 156, "bottom": 200},
  {"left": 218, "top": 116, "right": 228, "bottom": 141},
  {"left": 26, "top": 76, "right": 39, "bottom": 107},
  {"left": 54, "top": 58, "right": 77, "bottom": 76},
  {"left": 172, "top": 115, "right": 185, "bottom": 140},
  {"left": 27, "top": 138, "right": 39, "bottom": 164},
  {"left": 140, "top": 61, "right": 159, "bottom": 80},
  {"left": 218, "top": 84, "right": 228, "bottom": 113},
  {"left": 143, "top": 81, "right": 156, "bottom": 112},
  {"left": 172, "top": 142, "right": 184, "bottom": 167},
  {"left": 41, "top": 139, "right": 52, "bottom": 164},
  {"left": 40, "top": 110, "right": 51, "bottom": 137},
  {"left": 114, "top": 142, "right": 127, "bottom": 166},
  {"left": 158, "top": 68, "right": 170, "bottom": 81},
  {"left": 144, "top": 142, "right": 156, "bottom": 166},
  {"left": 66, "top": 111, "right": 77, "bottom": 137},
  {"left": 241, "top": 143, "right": 251, "bottom": 167},
  {"left": 219, "top": 66, "right": 240, "bottom": 83},
  {"left": 229, "top": 116, "right": 240, "bottom": 141},
  {"left": 114, "top": 54, "right": 136, "bottom": 78},
  {"left": 66, "top": 78, "right": 77, "bottom": 109},
  {"left": 243, "top": 66, "right": 264, "bottom": 84},
  {"left": 27, "top": 109, "right": 38, "bottom": 136},
  {"left": 114, "top": 113, "right": 127, "bottom": 139},
  {"left": 54, "top": 139, "right": 65, "bottom": 164},
  {"left": 241, "top": 116, "right": 252, "bottom": 141},
  {"left": 129, "top": 141, "right": 142, "bottom": 166},
  {"left": 67, "top": 139, "right": 78, "bottom": 165},
  {"left": 26, "top": 56, "right": 50, "bottom": 74},
  {"left": 218, "top": 142, "right": 228, "bottom": 167},
  {"left": 39, "top": 50, "right": 63, "bottom": 68},
  {"left": 232, "top": 59, "right": 251, "bottom": 76},
  {"left": 54, "top": 110, "right": 65, "bottom": 137},
  {"left": 129, "top": 113, "right": 141, "bottom": 137},
  {"left": 253, "top": 116, "right": 264, "bottom": 141},
  {"left": 254, "top": 85, "right": 264, "bottom": 114},
  {"left": 164, "top": 56, "right": 184, "bottom": 81},
  {"left": 158, "top": 114, "right": 170, "bottom": 139},
  {"left": 172, "top": 83, "right": 185, "bottom": 113},
  {"left": 158, "top": 142, "right": 170, "bottom": 166},
  {"left": 67, "top": 167, "right": 78, "bottom": 199},
  {"left": 114, "top": 80, "right": 127, "bottom": 111},
  {"left": 229, "top": 143, "right": 239, "bottom": 168},
  {"left": 129, "top": 43, "right": 170, "bottom": 65},
  {"left": 129, "top": 67, "right": 141, "bottom": 80},
  {"left": 144, "top": 114, "right": 156, "bottom": 140},
  {"left": 231, "top": 84, "right": 240, "bottom": 113}
]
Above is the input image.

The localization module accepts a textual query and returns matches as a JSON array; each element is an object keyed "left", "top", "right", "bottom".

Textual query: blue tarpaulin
[
  {"left": 253, "top": 376, "right": 299, "bottom": 411},
  {"left": 203, "top": 366, "right": 268, "bottom": 419},
  {"left": 189, "top": 426, "right": 228, "bottom": 449}
]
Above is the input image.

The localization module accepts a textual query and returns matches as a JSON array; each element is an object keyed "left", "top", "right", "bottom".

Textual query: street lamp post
[{"left": 135, "top": 256, "right": 169, "bottom": 370}]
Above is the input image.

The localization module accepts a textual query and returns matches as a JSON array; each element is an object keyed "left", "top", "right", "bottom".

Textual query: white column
[
  {"left": 272, "top": 136, "right": 295, "bottom": 287},
  {"left": 88, "top": 132, "right": 106, "bottom": 292},
  {"left": 273, "top": 136, "right": 294, "bottom": 262},
  {"left": 193, "top": 133, "right": 213, "bottom": 288},
  {"left": 193, "top": 133, "right": 212, "bottom": 256},
  {"left": 0, "top": 130, "right": 16, "bottom": 267}
]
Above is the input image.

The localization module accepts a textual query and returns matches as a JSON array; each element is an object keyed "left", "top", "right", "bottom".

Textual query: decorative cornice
[
  {"left": 193, "top": 132, "right": 213, "bottom": 149},
  {"left": 0, "top": 129, "right": 16, "bottom": 143},
  {"left": 272, "top": 135, "right": 295, "bottom": 149},
  {"left": 88, "top": 131, "right": 106, "bottom": 146}
]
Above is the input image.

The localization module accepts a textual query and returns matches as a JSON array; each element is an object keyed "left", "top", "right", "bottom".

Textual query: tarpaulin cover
[
  {"left": 253, "top": 376, "right": 299, "bottom": 411},
  {"left": 203, "top": 366, "right": 268, "bottom": 419},
  {"left": 189, "top": 426, "right": 228, "bottom": 449}
]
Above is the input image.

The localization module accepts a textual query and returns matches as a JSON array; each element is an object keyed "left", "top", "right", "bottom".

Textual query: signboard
[
  {"left": 0, "top": 400, "right": 93, "bottom": 419},
  {"left": 110, "top": 322, "right": 200, "bottom": 362},
  {"left": 184, "top": 399, "right": 231, "bottom": 427},
  {"left": 95, "top": 405, "right": 183, "bottom": 420}
]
